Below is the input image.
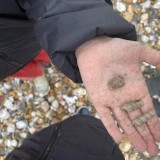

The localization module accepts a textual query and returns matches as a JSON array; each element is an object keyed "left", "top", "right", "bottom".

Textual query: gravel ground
[{"left": 0, "top": 0, "right": 160, "bottom": 160}]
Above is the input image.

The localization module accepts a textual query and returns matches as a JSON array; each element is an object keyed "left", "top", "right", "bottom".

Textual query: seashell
[
  {"left": 132, "top": 111, "right": 155, "bottom": 127},
  {"left": 122, "top": 101, "right": 143, "bottom": 112},
  {"left": 108, "top": 75, "right": 125, "bottom": 90}
]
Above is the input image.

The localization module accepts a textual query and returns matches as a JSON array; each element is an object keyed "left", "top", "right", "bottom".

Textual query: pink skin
[{"left": 76, "top": 36, "right": 160, "bottom": 156}]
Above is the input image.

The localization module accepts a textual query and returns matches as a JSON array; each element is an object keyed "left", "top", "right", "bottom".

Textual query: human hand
[{"left": 75, "top": 36, "right": 160, "bottom": 155}]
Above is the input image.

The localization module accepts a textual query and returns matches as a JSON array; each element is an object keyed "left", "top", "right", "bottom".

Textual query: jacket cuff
[{"left": 18, "top": 1, "right": 137, "bottom": 83}]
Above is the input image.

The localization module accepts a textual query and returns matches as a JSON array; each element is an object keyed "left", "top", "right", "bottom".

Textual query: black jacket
[
  {"left": 6, "top": 115, "right": 124, "bottom": 160},
  {"left": 0, "top": 0, "right": 136, "bottom": 83}
]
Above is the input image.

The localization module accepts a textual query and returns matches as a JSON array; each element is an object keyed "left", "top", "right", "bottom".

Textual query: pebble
[
  {"left": 51, "top": 100, "right": 59, "bottom": 111},
  {"left": 72, "top": 88, "right": 86, "bottom": 97},
  {"left": 28, "top": 127, "right": 36, "bottom": 134},
  {"left": 21, "top": 83, "right": 29, "bottom": 91},
  {"left": 0, "top": 109, "right": 10, "bottom": 120},
  {"left": 5, "top": 140, "right": 12, "bottom": 147},
  {"left": 129, "top": 154, "right": 139, "bottom": 160},
  {"left": 16, "top": 121, "right": 27, "bottom": 129},
  {"left": 3, "top": 99, "right": 13, "bottom": 110},
  {"left": 40, "top": 101, "right": 50, "bottom": 113},
  {"left": 119, "top": 142, "right": 132, "bottom": 153},
  {"left": 141, "top": 35, "right": 149, "bottom": 43},
  {"left": 145, "top": 27, "right": 152, "bottom": 33},
  {"left": 7, "top": 124, "right": 15, "bottom": 133},
  {"left": 47, "top": 67, "right": 54, "bottom": 74},
  {"left": 3, "top": 83, "right": 12, "bottom": 90},
  {"left": 46, "top": 110, "right": 54, "bottom": 120},
  {"left": 116, "top": 2, "right": 127, "bottom": 12},
  {"left": 141, "top": 13, "right": 148, "bottom": 21},
  {"left": 153, "top": 2, "right": 160, "bottom": 9},
  {"left": 68, "top": 105, "right": 76, "bottom": 114},
  {"left": 47, "top": 96, "right": 55, "bottom": 103},
  {"left": 20, "top": 132, "right": 27, "bottom": 139},
  {"left": 63, "top": 95, "right": 77, "bottom": 107},
  {"left": 11, "top": 140, "right": 18, "bottom": 147},
  {"left": 141, "top": 1, "right": 151, "bottom": 9},
  {"left": 33, "top": 75, "right": 50, "bottom": 96}
]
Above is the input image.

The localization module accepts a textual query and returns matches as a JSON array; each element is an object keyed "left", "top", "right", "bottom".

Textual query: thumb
[{"left": 140, "top": 46, "right": 160, "bottom": 69}]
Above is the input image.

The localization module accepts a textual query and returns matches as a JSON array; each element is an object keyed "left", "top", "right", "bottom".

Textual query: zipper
[{"left": 39, "top": 123, "right": 61, "bottom": 160}]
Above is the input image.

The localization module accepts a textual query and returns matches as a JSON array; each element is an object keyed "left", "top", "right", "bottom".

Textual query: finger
[
  {"left": 96, "top": 106, "right": 123, "bottom": 142},
  {"left": 112, "top": 107, "right": 147, "bottom": 152},
  {"left": 140, "top": 93, "right": 160, "bottom": 141},
  {"left": 140, "top": 46, "right": 160, "bottom": 69},
  {"left": 128, "top": 107, "right": 158, "bottom": 156}
]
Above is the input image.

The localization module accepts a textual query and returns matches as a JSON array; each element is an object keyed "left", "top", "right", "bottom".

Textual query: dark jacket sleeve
[{"left": 17, "top": 0, "right": 137, "bottom": 83}]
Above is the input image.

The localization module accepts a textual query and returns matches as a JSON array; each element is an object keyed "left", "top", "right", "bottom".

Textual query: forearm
[{"left": 17, "top": 0, "right": 136, "bottom": 83}]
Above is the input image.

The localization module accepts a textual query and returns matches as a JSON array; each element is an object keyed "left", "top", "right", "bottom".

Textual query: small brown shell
[
  {"left": 132, "top": 111, "right": 155, "bottom": 127},
  {"left": 108, "top": 75, "right": 125, "bottom": 90}
]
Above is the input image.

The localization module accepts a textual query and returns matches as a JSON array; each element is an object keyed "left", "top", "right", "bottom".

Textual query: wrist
[{"left": 75, "top": 36, "right": 110, "bottom": 60}]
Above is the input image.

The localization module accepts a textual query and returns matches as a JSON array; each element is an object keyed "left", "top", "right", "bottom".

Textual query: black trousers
[{"left": 6, "top": 115, "right": 124, "bottom": 160}]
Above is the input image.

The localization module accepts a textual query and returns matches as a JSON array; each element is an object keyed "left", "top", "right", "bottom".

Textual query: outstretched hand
[{"left": 76, "top": 36, "right": 160, "bottom": 156}]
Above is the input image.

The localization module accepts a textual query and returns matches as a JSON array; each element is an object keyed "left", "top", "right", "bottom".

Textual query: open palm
[{"left": 76, "top": 37, "right": 160, "bottom": 156}]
